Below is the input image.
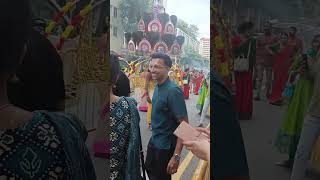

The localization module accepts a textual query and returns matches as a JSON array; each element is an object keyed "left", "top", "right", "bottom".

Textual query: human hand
[
  {"left": 145, "top": 71, "right": 152, "bottom": 82},
  {"left": 167, "top": 156, "right": 179, "bottom": 174},
  {"left": 195, "top": 127, "right": 210, "bottom": 141},
  {"left": 183, "top": 139, "right": 210, "bottom": 161}
]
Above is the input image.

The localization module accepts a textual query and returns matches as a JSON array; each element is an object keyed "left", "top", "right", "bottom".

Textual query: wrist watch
[{"left": 173, "top": 154, "right": 180, "bottom": 162}]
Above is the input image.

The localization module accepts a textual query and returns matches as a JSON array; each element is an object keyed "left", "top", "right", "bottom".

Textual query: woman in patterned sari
[
  {"left": 274, "top": 37, "right": 320, "bottom": 168},
  {"left": 109, "top": 54, "right": 143, "bottom": 179},
  {"left": 0, "top": 1, "right": 95, "bottom": 179},
  {"left": 231, "top": 22, "right": 256, "bottom": 120}
]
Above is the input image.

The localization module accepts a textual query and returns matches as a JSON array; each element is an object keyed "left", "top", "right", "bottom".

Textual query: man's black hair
[
  {"left": 289, "top": 26, "right": 297, "bottom": 32},
  {"left": 151, "top": 52, "right": 172, "bottom": 68},
  {"left": 237, "top": 21, "right": 254, "bottom": 34},
  {"left": 280, "top": 32, "right": 289, "bottom": 38}
]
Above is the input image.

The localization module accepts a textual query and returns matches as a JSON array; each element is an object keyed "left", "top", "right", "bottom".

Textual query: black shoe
[
  {"left": 275, "top": 160, "right": 293, "bottom": 169},
  {"left": 198, "top": 123, "right": 204, "bottom": 127},
  {"left": 254, "top": 96, "right": 260, "bottom": 101},
  {"left": 270, "top": 100, "right": 283, "bottom": 106}
]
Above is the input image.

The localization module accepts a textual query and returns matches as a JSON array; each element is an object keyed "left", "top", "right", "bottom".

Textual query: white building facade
[
  {"left": 199, "top": 37, "right": 210, "bottom": 60},
  {"left": 110, "top": 0, "right": 125, "bottom": 53}
]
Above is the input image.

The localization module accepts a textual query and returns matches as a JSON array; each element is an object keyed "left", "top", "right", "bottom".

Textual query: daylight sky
[{"left": 166, "top": 0, "right": 210, "bottom": 40}]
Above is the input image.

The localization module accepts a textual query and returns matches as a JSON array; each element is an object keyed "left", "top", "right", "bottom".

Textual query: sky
[{"left": 166, "top": 0, "right": 210, "bottom": 40}]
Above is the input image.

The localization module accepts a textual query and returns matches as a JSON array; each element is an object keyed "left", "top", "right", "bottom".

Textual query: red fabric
[
  {"left": 232, "top": 36, "right": 253, "bottom": 116},
  {"left": 183, "top": 84, "right": 190, "bottom": 99},
  {"left": 235, "top": 72, "right": 253, "bottom": 115},
  {"left": 56, "top": 38, "right": 65, "bottom": 50},
  {"left": 231, "top": 36, "right": 241, "bottom": 49},
  {"left": 256, "top": 35, "right": 278, "bottom": 66},
  {"left": 138, "top": 105, "right": 148, "bottom": 112},
  {"left": 194, "top": 75, "right": 203, "bottom": 94},
  {"left": 269, "top": 47, "right": 292, "bottom": 103},
  {"left": 71, "top": 15, "right": 83, "bottom": 26},
  {"left": 53, "top": 11, "right": 64, "bottom": 22}
]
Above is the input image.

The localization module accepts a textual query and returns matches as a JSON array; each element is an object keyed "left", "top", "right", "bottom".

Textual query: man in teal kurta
[{"left": 145, "top": 53, "right": 188, "bottom": 180}]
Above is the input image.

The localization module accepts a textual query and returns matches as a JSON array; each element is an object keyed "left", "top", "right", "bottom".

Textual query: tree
[
  {"left": 177, "top": 19, "right": 199, "bottom": 40},
  {"left": 189, "top": 24, "right": 199, "bottom": 39},
  {"left": 119, "top": 0, "right": 152, "bottom": 32},
  {"left": 180, "top": 46, "right": 207, "bottom": 69}
]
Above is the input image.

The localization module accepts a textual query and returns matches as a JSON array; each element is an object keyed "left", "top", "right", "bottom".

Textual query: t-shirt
[
  {"left": 211, "top": 71, "right": 249, "bottom": 178},
  {"left": 113, "top": 71, "right": 131, "bottom": 97},
  {"left": 150, "top": 78, "right": 188, "bottom": 149},
  {"left": 8, "top": 30, "right": 65, "bottom": 111}
]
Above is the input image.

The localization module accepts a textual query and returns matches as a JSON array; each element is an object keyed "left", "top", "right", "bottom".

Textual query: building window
[
  {"left": 114, "top": 7, "right": 117, "bottom": 18},
  {"left": 113, "top": 26, "right": 118, "bottom": 37}
]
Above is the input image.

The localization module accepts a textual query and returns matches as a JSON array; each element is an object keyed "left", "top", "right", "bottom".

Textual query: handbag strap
[{"left": 246, "top": 40, "right": 252, "bottom": 58}]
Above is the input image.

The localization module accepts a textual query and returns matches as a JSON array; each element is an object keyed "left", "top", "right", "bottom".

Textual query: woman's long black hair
[{"left": 110, "top": 53, "right": 120, "bottom": 86}]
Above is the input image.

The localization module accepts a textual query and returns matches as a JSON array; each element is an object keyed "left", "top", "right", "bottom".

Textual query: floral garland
[
  {"left": 56, "top": 2, "right": 94, "bottom": 50},
  {"left": 211, "top": 6, "right": 232, "bottom": 88},
  {"left": 44, "top": 1, "right": 77, "bottom": 38}
]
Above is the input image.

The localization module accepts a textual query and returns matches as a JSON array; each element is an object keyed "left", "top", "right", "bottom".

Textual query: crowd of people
[
  {"left": 0, "top": 2, "right": 211, "bottom": 179},
  {"left": 109, "top": 52, "right": 211, "bottom": 180},
  {"left": 215, "top": 19, "right": 320, "bottom": 180}
]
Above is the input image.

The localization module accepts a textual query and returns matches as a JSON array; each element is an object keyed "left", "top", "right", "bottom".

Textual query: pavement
[{"left": 241, "top": 94, "right": 320, "bottom": 180}]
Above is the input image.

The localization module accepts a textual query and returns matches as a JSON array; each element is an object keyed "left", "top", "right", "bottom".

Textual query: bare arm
[{"left": 175, "top": 117, "right": 189, "bottom": 155}]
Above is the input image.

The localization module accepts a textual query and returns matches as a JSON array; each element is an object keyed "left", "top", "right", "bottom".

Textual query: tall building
[
  {"left": 199, "top": 38, "right": 210, "bottom": 60},
  {"left": 176, "top": 28, "right": 200, "bottom": 53},
  {"left": 110, "top": 0, "right": 125, "bottom": 53}
]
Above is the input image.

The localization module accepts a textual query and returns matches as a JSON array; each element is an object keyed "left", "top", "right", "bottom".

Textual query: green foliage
[
  {"left": 180, "top": 46, "right": 207, "bottom": 68},
  {"left": 177, "top": 19, "right": 199, "bottom": 40}
]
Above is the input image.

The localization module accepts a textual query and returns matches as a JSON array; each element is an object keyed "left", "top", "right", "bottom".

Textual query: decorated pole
[
  {"left": 45, "top": 0, "right": 78, "bottom": 38},
  {"left": 211, "top": 4, "right": 232, "bottom": 89}
]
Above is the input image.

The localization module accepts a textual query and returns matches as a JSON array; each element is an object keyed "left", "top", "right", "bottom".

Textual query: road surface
[{"left": 241, "top": 95, "right": 320, "bottom": 180}]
